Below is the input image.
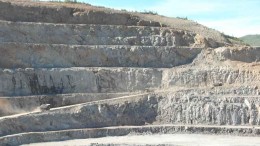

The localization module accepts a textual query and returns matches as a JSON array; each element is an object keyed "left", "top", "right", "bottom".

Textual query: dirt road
[{"left": 23, "top": 134, "right": 260, "bottom": 146}]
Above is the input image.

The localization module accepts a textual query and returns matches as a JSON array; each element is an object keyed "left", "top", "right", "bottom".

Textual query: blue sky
[{"left": 76, "top": 0, "right": 260, "bottom": 37}]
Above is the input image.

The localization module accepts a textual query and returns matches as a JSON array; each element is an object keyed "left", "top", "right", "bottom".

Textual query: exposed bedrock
[
  {"left": 0, "top": 1, "right": 157, "bottom": 27},
  {"left": 0, "top": 43, "right": 202, "bottom": 68},
  {"left": 215, "top": 46, "right": 260, "bottom": 63},
  {"left": 0, "top": 68, "right": 162, "bottom": 96},
  {"left": 0, "top": 0, "right": 258, "bottom": 144},
  {"left": 0, "top": 94, "right": 158, "bottom": 137},
  {"left": 164, "top": 67, "right": 260, "bottom": 88},
  {"left": 0, "top": 1, "right": 239, "bottom": 47},
  {"left": 1, "top": 67, "right": 260, "bottom": 96},
  {"left": 0, "top": 21, "right": 197, "bottom": 46},
  {"left": 1, "top": 93, "right": 260, "bottom": 137},
  {"left": 1, "top": 85, "right": 259, "bottom": 117},
  {"left": 157, "top": 93, "right": 260, "bottom": 126},
  {"left": 0, "top": 93, "right": 130, "bottom": 117}
]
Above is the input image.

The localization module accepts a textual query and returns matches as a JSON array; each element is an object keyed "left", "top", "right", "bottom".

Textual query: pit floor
[{"left": 22, "top": 134, "right": 260, "bottom": 146}]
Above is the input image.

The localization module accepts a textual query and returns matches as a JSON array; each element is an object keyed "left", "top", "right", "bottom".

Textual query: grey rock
[
  {"left": 0, "top": 21, "right": 197, "bottom": 47},
  {"left": 0, "top": 43, "right": 202, "bottom": 68}
]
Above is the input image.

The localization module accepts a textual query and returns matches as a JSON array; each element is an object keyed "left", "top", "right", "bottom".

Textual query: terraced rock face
[
  {"left": 0, "top": 1, "right": 153, "bottom": 26},
  {"left": 215, "top": 46, "right": 260, "bottom": 63},
  {"left": 0, "top": 0, "right": 259, "bottom": 145},
  {"left": 2, "top": 90, "right": 260, "bottom": 137},
  {"left": 164, "top": 67, "right": 260, "bottom": 88},
  {"left": 0, "top": 43, "right": 202, "bottom": 68},
  {"left": 0, "top": 0, "right": 243, "bottom": 47},
  {"left": 0, "top": 67, "right": 162, "bottom": 96},
  {"left": 1, "top": 21, "right": 196, "bottom": 46}
]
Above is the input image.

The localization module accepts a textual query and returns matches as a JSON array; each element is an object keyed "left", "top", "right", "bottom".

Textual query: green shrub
[
  {"left": 176, "top": 16, "right": 188, "bottom": 20},
  {"left": 38, "top": 0, "right": 79, "bottom": 3},
  {"left": 64, "top": 0, "right": 77, "bottom": 3},
  {"left": 140, "top": 10, "right": 158, "bottom": 15}
]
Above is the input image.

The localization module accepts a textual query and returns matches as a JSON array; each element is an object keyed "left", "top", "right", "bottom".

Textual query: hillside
[
  {"left": 0, "top": 0, "right": 244, "bottom": 47},
  {"left": 0, "top": 0, "right": 260, "bottom": 145},
  {"left": 240, "top": 34, "right": 260, "bottom": 46}
]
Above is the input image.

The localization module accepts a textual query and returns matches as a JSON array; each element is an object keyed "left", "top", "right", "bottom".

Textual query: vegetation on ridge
[
  {"left": 240, "top": 35, "right": 260, "bottom": 46},
  {"left": 34, "top": 0, "right": 79, "bottom": 3}
]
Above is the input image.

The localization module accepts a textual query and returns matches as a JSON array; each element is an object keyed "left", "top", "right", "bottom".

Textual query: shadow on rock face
[
  {"left": 0, "top": 94, "right": 159, "bottom": 137},
  {"left": 113, "top": 96, "right": 158, "bottom": 126},
  {"left": 68, "top": 95, "right": 159, "bottom": 129}
]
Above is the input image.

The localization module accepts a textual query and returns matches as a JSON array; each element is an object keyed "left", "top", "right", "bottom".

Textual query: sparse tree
[{"left": 64, "top": 0, "right": 77, "bottom": 3}]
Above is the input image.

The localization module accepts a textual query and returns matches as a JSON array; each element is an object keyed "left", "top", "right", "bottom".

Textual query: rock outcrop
[
  {"left": 0, "top": 43, "right": 202, "bottom": 68},
  {"left": 0, "top": 0, "right": 259, "bottom": 145}
]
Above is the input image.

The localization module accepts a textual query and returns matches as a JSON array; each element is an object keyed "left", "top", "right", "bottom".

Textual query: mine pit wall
[
  {"left": 0, "top": 43, "right": 202, "bottom": 68},
  {"left": 0, "top": 94, "right": 158, "bottom": 137},
  {"left": 1, "top": 67, "right": 260, "bottom": 97},
  {"left": 0, "top": 68, "right": 162, "bottom": 96},
  {"left": 0, "top": 21, "right": 195, "bottom": 46},
  {"left": 172, "top": 86, "right": 260, "bottom": 96},
  {"left": 157, "top": 93, "right": 260, "bottom": 126},
  {"left": 0, "top": 1, "right": 161, "bottom": 27},
  {"left": 1, "top": 93, "right": 260, "bottom": 137},
  {"left": 215, "top": 47, "right": 260, "bottom": 63},
  {"left": 0, "top": 85, "right": 258, "bottom": 117},
  {"left": 0, "top": 93, "right": 129, "bottom": 117},
  {"left": 163, "top": 67, "right": 260, "bottom": 89}
]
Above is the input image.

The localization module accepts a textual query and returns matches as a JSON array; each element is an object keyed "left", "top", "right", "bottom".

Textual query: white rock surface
[{"left": 22, "top": 134, "right": 260, "bottom": 146}]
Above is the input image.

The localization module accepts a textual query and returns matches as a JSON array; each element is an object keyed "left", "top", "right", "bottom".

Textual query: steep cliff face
[
  {"left": 0, "top": 0, "right": 243, "bottom": 47},
  {"left": 1, "top": 91, "right": 260, "bottom": 138},
  {"left": 0, "top": 1, "right": 150, "bottom": 26},
  {"left": 215, "top": 46, "right": 260, "bottom": 63},
  {"left": 0, "top": 43, "right": 202, "bottom": 68},
  {"left": 0, "top": 21, "right": 197, "bottom": 46},
  {"left": 0, "top": 68, "right": 162, "bottom": 96},
  {"left": 164, "top": 67, "right": 260, "bottom": 88},
  {"left": 0, "top": 0, "right": 259, "bottom": 145}
]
